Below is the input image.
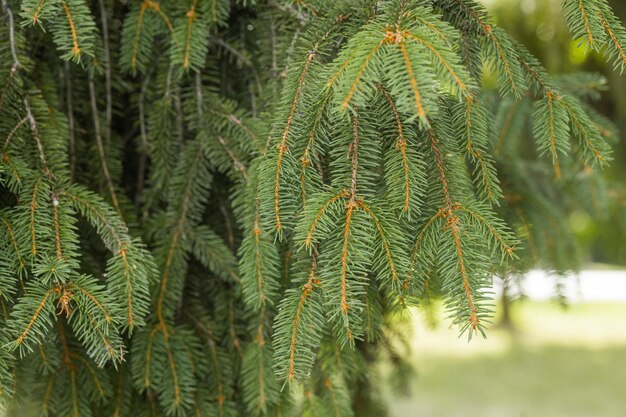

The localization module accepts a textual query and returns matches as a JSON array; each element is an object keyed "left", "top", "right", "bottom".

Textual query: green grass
[{"left": 383, "top": 301, "right": 626, "bottom": 417}]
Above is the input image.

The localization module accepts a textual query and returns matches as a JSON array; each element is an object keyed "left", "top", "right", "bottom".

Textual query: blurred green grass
[{"left": 384, "top": 301, "right": 626, "bottom": 417}]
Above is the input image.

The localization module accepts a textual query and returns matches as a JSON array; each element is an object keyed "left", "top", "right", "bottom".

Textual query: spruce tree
[{"left": 0, "top": 0, "right": 624, "bottom": 416}]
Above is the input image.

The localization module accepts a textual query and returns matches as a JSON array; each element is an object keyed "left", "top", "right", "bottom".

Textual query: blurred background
[{"left": 383, "top": 1, "right": 626, "bottom": 416}]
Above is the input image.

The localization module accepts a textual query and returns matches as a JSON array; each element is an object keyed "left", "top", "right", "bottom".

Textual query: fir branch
[
  {"left": 405, "top": 211, "right": 441, "bottom": 290},
  {"left": 156, "top": 232, "right": 184, "bottom": 330},
  {"left": 183, "top": 0, "right": 199, "bottom": 70},
  {"left": 426, "top": 128, "right": 481, "bottom": 332},
  {"left": 484, "top": 26, "right": 519, "bottom": 94},
  {"left": 2, "top": 116, "right": 28, "bottom": 153},
  {"left": 459, "top": 205, "right": 515, "bottom": 257},
  {"left": 130, "top": 2, "right": 149, "bottom": 72},
  {"left": 64, "top": 187, "right": 154, "bottom": 330},
  {"left": 164, "top": 337, "right": 181, "bottom": 408},
  {"left": 578, "top": 0, "right": 596, "bottom": 46},
  {"left": 30, "top": 0, "right": 48, "bottom": 24},
  {"left": 360, "top": 201, "right": 399, "bottom": 285},
  {"left": 561, "top": 97, "right": 610, "bottom": 165},
  {"left": 154, "top": 134, "right": 212, "bottom": 327},
  {"left": 69, "top": 352, "right": 106, "bottom": 399},
  {"left": 63, "top": 62, "right": 76, "bottom": 180},
  {"left": 493, "top": 98, "right": 523, "bottom": 154},
  {"left": 62, "top": 187, "right": 125, "bottom": 250},
  {"left": 415, "top": 15, "right": 449, "bottom": 41},
  {"left": 288, "top": 258, "right": 316, "bottom": 383},
  {"left": 445, "top": 0, "right": 526, "bottom": 96},
  {"left": 348, "top": 108, "right": 360, "bottom": 199},
  {"left": 15, "top": 290, "right": 53, "bottom": 346},
  {"left": 52, "top": 196, "right": 62, "bottom": 260},
  {"left": 69, "top": 363, "right": 79, "bottom": 417},
  {"left": 97, "top": 0, "right": 112, "bottom": 146},
  {"left": 151, "top": 1, "right": 173, "bottom": 32},
  {"left": 273, "top": 254, "right": 324, "bottom": 384},
  {"left": 547, "top": 92, "right": 561, "bottom": 178},
  {"left": 327, "top": 51, "right": 356, "bottom": 88},
  {"left": 578, "top": 0, "right": 593, "bottom": 47},
  {"left": 341, "top": 41, "right": 384, "bottom": 110},
  {"left": 428, "top": 129, "right": 452, "bottom": 209},
  {"left": 532, "top": 90, "right": 570, "bottom": 178},
  {"left": 42, "top": 376, "right": 54, "bottom": 415},
  {"left": 124, "top": 0, "right": 172, "bottom": 73},
  {"left": 380, "top": 86, "right": 411, "bottom": 213},
  {"left": 61, "top": 2, "right": 81, "bottom": 59},
  {"left": 29, "top": 175, "right": 44, "bottom": 257},
  {"left": 253, "top": 210, "right": 271, "bottom": 304},
  {"left": 449, "top": 210, "right": 480, "bottom": 331},
  {"left": 136, "top": 70, "right": 152, "bottom": 209},
  {"left": 408, "top": 33, "right": 469, "bottom": 95},
  {"left": 337, "top": 109, "right": 361, "bottom": 338},
  {"left": 597, "top": 7, "right": 626, "bottom": 70},
  {"left": 1, "top": 217, "right": 24, "bottom": 275},
  {"left": 274, "top": 50, "right": 316, "bottom": 233},
  {"left": 399, "top": 42, "right": 427, "bottom": 121},
  {"left": 141, "top": 325, "right": 160, "bottom": 388},
  {"left": 300, "top": 90, "right": 332, "bottom": 210},
  {"left": 88, "top": 70, "right": 123, "bottom": 218},
  {"left": 188, "top": 315, "right": 228, "bottom": 413},
  {"left": 304, "top": 190, "right": 349, "bottom": 248}
]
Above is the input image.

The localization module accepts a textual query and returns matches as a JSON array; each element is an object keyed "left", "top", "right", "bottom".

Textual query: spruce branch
[
  {"left": 398, "top": 41, "right": 427, "bottom": 121},
  {"left": 274, "top": 50, "right": 316, "bottom": 234},
  {"left": 380, "top": 85, "right": 412, "bottom": 214},
  {"left": 63, "top": 62, "right": 76, "bottom": 180},
  {"left": 303, "top": 190, "right": 349, "bottom": 249},
  {"left": 182, "top": 0, "right": 199, "bottom": 69},
  {"left": 29, "top": 175, "right": 45, "bottom": 257},
  {"left": 61, "top": 2, "right": 81, "bottom": 59},
  {"left": 2, "top": 116, "right": 28, "bottom": 154},
  {"left": 360, "top": 201, "right": 401, "bottom": 288},
  {"left": 596, "top": 4, "right": 626, "bottom": 72},
  {"left": 88, "top": 70, "right": 123, "bottom": 218},
  {"left": 97, "top": 0, "right": 112, "bottom": 146}
]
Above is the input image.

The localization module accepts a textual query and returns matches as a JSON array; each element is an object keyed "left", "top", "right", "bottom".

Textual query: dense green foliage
[{"left": 0, "top": 0, "right": 624, "bottom": 416}]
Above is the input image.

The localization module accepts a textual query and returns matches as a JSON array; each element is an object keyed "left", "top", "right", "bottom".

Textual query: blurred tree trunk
[{"left": 499, "top": 277, "right": 514, "bottom": 328}]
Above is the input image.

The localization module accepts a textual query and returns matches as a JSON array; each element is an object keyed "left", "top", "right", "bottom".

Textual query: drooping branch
[
  {"left": 341, "top": 42, "right": 383, "bottom": 110},
  {"left": 274, "top": 50, "right": 316, "bottom": 232},
  {"left": 136, "top": 70, "right": 152, "bottom": 211},
  {"left": 88, "top": 70, "right": 123, "bottom": 218},
  {"left": 64, "top": 62, "right": 76, "bottom": 180},
  {"left": 360, "top": 201, "right": 399, "bottom": 284},
  {"left": 62, "top": 1, "right": 81, "bottom": 59},
  {"left": 304, "top": 190, "right": 349, "bottom": 248},
  {"left": 97, "top": 0, "right": 112, "bottom": 146},
  {"left": 399, "top": 43, "right": 427, "bottom": 120},
  {"left": 380, "top": 85, "right": 411, "bottom": 213},
  {"left": 288, "top": 255, "right": 317, "bottom": 383}
]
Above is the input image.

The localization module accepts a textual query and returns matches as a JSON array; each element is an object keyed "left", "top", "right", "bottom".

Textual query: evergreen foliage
[{"left": 0, "top": 0, "right": 624, "bottom": 416}]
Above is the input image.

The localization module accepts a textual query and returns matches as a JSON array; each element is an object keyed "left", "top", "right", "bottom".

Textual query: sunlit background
[{"left": 383, "top": 1, "right": 626, "bottom": 416}]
